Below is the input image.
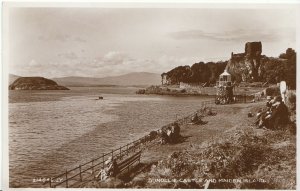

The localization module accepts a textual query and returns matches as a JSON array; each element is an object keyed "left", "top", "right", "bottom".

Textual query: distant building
[
  {"left": 217, "top": 69, "right": 232, "bottom": 87},
  {"left": 216, "top": 69, "right": 234, "bottom": 104},
  {"left": 161, "top": 73, "right": 169, "bottom": 85}
]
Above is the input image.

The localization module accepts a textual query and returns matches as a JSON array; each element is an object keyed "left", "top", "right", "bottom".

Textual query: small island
[{"left": 9, "top": 77, "right": 69, "bottom": 90}]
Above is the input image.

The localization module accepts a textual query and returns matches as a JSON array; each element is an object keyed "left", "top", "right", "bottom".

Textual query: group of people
[
  {"left": 95, "top": 157, "right": 119, "bottom": 181},
  {"left": 160, "top": 123, "right": 181, "bottom": 144},
  {"left": 255, "top": 95, "right": 289, "bottom": 130},
  {"left": 191, "top": 113, "right": 204, "bottom": 124}
]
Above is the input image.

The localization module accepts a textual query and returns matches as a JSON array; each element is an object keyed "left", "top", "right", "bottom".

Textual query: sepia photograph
[{"left": 1, "top": 1, "right": 299, "bottom": 190}]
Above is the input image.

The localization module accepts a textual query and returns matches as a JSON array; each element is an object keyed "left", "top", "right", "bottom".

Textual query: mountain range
[{"left": 9, "top": 72, "right": 161, "bottom": 87}]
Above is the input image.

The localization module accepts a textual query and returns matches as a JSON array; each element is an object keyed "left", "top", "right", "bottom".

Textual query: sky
[{"left": 6, "top": 5, "right": 297, "bottom": 78}]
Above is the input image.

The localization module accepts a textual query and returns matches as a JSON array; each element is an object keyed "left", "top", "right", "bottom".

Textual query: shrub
[
  {"left": 136, "top": 89, "right": 146, "bottom": 94},
  {"left": 286, "top": 91, "right": 296, "bottom": 111},
  {"left": 265, "top": 86, "right": 280, "bottom": 96}
]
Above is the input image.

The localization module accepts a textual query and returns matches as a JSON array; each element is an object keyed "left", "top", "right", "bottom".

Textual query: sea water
[{"left": 8, "top": 87, "right": 211, "bottom": 187}]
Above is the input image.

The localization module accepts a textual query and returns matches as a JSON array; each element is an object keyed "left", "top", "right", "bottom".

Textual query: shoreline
[
  {"left": 9, "top": 92, "right": 213, "bottom": 188},
  {"left": 136, "top": 85, "right": 265, "bottom": 98},
  {"left": 79, "top": 101, "right": 296, "bottom": 189}
]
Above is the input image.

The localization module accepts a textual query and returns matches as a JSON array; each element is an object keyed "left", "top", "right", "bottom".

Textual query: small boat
[{"left": 98, "top": 96, "right": 104, "bottom": 100}]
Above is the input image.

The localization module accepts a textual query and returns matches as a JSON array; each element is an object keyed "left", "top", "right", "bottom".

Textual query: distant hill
[
  {"left": 9, "top": 77, "right": 69, "bottom": 90},
  {"left": 9, "top": 74, "right": 21, "bottom": 85},
  {"left": 52, "top": 72, "right": 161, "bottom": 87}
]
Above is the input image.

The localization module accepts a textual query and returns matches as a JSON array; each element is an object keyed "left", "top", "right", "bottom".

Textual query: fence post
[
  {"left": 49, "top": 179, "right": 51, "bottom": 188},
  {"left": 92, "top": 159, "right": 94, "bottom": 175},
  {"left": 102, "top": 153, "right": 105, "bottom": 168},
  {"left": 65, "top": 170, "right": 68, "bottom": 188},
  {"left": 133, "top": 142, "right": 136, "bottom": 152},
  {"left": 126, "top": 144, "right": 129, "bottom": 155},
  {"left": 79, "top": 165, "right": 82, "bottom": 182},
  {"left": 139, "top": 138, "right": 142, "bottom": 146},
  {"left": 139, "top": 154, "right": 141, "bottom": 164}
]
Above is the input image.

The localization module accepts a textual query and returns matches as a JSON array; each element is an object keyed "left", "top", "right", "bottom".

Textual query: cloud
[
  {"left": 28, "top": 59, "right": 39, "bottom": 67},
  {"left": 74, "top": 36, "right": 86, "bottom": 43},
  {"left": 58, "top": 52, "right": 78, "bottom": 60},
  {"left": 38, "top": 34, "right": 86, "bottom": 43},
  {"left": 38, "top": 34, "right": 70, "bottom": 42},
  {"left": 102, "top": 51, "right": 130, "bottom": 65},
  {"left": 55, "top": 52, "right": 194, "bottom": 78},
  {"left": 168, "top": 28, "right": 295, "bottom": 42},
  {"left": 11, "top": 52, "right": 210, "bottom": 78}
]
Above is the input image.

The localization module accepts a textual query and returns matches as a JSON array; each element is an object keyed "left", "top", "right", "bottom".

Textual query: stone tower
[{"left": 226, "top": 41, "right": 263, "bottom": 82}]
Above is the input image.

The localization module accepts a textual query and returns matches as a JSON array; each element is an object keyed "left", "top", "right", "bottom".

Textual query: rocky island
[{"left": 9, "top": 77, "right": 69, "bottom": 90}]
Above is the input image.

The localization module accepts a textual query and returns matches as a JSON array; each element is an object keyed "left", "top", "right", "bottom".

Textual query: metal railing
[
  {"left": 46, "top": 135, "right": 152, "bottom": 188},
  {"left": 45, "top": 99, "right": 239, "bottom": 188}
]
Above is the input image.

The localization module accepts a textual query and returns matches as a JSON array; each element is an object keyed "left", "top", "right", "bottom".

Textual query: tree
[
  {"left": 164, "top": 61, "right": 226, "bottom": 85},
  {"left": 285, "top": 50, "right": 296, "bottom": 89},
  {"left": 166, "top": 65, "right": 191, "bottom": 84}
]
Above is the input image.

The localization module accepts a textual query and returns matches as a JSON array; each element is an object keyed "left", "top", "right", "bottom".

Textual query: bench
[
  {"left": 95, "top": 150, "right": 142, "bottom": 181},
  {"left": 117, "top": 150, "right": 142, "bottom": 175}
]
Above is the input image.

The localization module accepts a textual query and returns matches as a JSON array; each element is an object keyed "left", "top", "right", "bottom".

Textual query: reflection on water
[{"left": 9, "top": 87, "right": 211, "bottom": 187}]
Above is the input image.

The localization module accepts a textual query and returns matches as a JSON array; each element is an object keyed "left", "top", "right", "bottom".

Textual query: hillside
[
  {"left": 78, "top": 101, "right": 296, "bottom": 189},
  {"left": 52, "top": 72, "right": 161, "bottom": 87},
  {"left": 9, "top": 77, "right": 69, "bottom": 90}
]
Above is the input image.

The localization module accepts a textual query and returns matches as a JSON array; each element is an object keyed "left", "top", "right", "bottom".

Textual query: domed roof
[{"left": 220, "top": 69, "right": 231, "bottom": 76}]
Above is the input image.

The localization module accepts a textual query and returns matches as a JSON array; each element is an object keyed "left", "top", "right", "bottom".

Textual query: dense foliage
[
  {"left": 260, "top": 48, "right": 296, "bottom": 89},
  {"left": 165, "top": 61, "right": 227, "bottom": 85},
  {"left": 163, "top": 48, "right": 296, "bottom": 89}
]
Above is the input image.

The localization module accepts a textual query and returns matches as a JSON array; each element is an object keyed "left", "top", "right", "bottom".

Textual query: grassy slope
[
  {"left": 129, "top": 102, "right": 296, "bottom": 189},
  {"left": 79, "top": 101, "right": 296, "bottom": 189}
]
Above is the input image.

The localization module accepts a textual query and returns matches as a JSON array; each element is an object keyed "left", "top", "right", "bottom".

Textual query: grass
[
  {"left": 80, "top": 100, "right": 296, "bottom": 189},
  {"left": 127, "top": 102, "right": 296, "bottom": 189},
  {"left": 139, "top": 127, "right": 295, "bottom": 189}
]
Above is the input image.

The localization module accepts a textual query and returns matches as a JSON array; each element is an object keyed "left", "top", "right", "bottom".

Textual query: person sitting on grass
[
  {"left": 191, "top": 113, "right": 199, "bottom": 123},
  {"left": 170, "top": 123, "right": 180, "bottom": 143},
  {"left": 266, "top": 96, "right": 289, "bottom": 130},
  {"left": 255, "top": 96, "right": 274, "bottom": 126},
  {"left": 160, "top": 130, "right": 169, "bottom": 144},
  {"left": 258, "top": 96, "right": 289, "bottom": 129},
  {"left": 166, "top": 127, "right": 173, "bottom": 143},
  {"left": 266, "top": 96, "right": 273, "bottom": 108},
  {"left": 191, "top": 113, "right": 203, "bottom": 124},
  {"left": 160, "top": 123, "right": 181, "bottom": 144}
]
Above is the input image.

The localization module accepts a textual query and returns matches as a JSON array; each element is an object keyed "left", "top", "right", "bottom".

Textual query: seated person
[
  {"left": 160, "top": 130, "right": 169, "bottom": 144},
  {"left": 107, "top": 158, "right": 119, "bottom": 177},
  {"left": 191, "top": 113, "right": 203, "bottom": 124},
  {"left": 95, "top": 157, "right": 119, "bottom": 180},
  {"left": 266, "top": 96, "right": 273, "bottom": 108},
  {"left": 191, "top": 113, "right": 199, "bottom": 123},
  {"left": 268, "top": 96, "right": 289, "bottom": 129}
]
